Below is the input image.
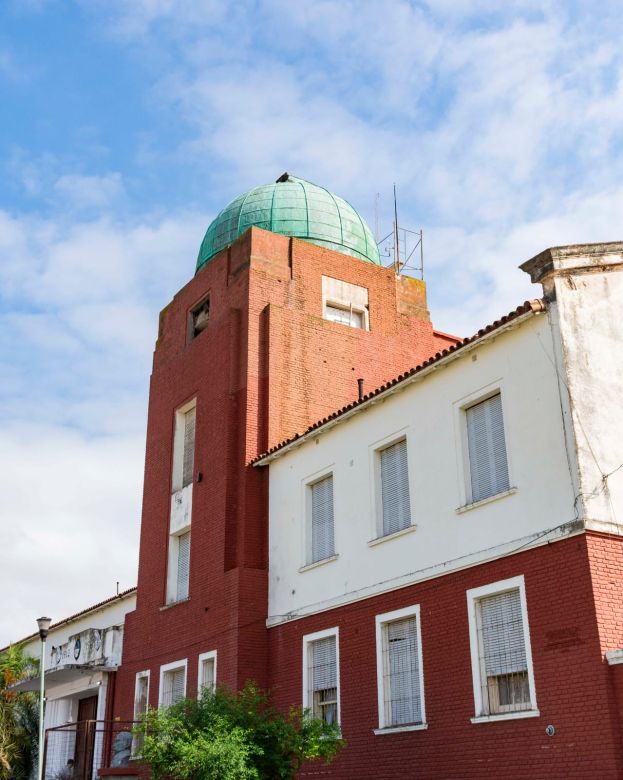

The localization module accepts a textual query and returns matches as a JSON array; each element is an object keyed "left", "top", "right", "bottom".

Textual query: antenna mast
[{"left": 393, "top": 184, "right": 400, "bottom": 273}]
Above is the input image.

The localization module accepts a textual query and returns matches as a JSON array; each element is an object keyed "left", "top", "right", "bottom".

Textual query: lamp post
[{"left": 36, "top": 616, "right": 51, "bottom": 780}]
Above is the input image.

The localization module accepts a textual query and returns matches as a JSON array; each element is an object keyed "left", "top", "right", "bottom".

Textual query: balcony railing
[{"left": 44, "top": 720, "right": 138, "bottom": 780}]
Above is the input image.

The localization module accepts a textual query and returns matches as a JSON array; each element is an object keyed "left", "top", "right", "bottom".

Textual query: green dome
[{"left": 196, "top": 173, "right": 380, "bottom": 272}]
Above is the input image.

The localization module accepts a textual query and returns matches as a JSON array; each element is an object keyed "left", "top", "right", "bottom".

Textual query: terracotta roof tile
[{"left": 1, "top": 586, "right": 137, "bottom": 651}]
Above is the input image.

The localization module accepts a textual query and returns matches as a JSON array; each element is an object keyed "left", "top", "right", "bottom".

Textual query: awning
[{"left": 10, "top": 664, "right": 117, "bottom": 692}]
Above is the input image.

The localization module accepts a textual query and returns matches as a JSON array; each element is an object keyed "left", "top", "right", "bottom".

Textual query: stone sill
[
  {"left": 160, "top": 597, "right": 190, "bottom": 611},
  {"left": 471, "top": 709, "right": 540, "bottom": 724},
  {"left": 374, "top": 723, "right": 428, "bottom": 735},
  {"left": 456, "top": 487, "right": 517, "bottom": 515},
  {"left": 299, "top": 555, "right": 339, "bottom": 573},
  {"left": 368, "top": 524, "right": 417, "bottom": 548}
]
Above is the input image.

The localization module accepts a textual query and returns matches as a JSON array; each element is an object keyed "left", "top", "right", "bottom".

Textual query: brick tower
[{"left": 111, "top": 175, "right": 453, "bottom": 722}]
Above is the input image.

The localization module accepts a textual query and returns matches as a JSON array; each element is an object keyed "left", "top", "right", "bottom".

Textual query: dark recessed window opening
[{"left": 190, "top": 297, "right": 210, "bottom": 339}]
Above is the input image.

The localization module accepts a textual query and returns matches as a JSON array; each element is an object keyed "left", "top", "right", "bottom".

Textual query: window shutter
[
  {"left": 479, "top": 590, "right": 527, "bottom": 676},
  {"left": 466, "top": 393, "right": 509, "bottom": 502},
  {"left": 380, "top": 439, "right": 411, "bottom": 536},
  {"left": 385, "top": 617, "right": 422, "bottom": 726},
  {"left": 311, "top": 476, "right": 335, "bottom": 563},
  {"left": 176, "top": 531, "right": 190, "bottom": 601},
  {"left": 311, "top": 637, "right": 337, "bottom": 691},
  {"left": 182, "top": 407, "right": 196, "bottom": 488},
  {"left": 171, "top": 668, "right": 185, "bottom": 703}
]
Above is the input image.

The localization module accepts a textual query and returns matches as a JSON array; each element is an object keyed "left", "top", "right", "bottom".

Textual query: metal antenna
[
  {"left": 374, "top": 192, "right": 380, "bottom": 242},
  {"left": 393, "top": 184, "right": 400, "bottom": 273}
]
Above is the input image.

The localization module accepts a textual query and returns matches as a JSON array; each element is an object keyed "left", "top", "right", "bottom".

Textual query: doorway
[{"left": 74, "top": 696, "right": 98, "bottom": 780}]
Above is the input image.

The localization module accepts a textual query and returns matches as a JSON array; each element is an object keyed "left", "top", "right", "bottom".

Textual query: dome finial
[{"left": 275, "top": 171, "right": 290, "bottom": 183}]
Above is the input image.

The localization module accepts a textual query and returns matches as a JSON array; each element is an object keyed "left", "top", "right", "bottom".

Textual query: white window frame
[
  {"left": 158, "top": 659, "right": 188, "bottom": 709},
  {"left": 454, "top": 381, "right": 515, "bottom": 511},
  {"left": 466, "top": 575, "right": 539, "bottom": 723},
  {"left": 305, "top": 471, "right": 336, "bottom": 566},
  {"left": 302, "top": 627, "right": 341, "bottom": 728},
  {"left": 134, "top": 670, "right": 150, "bottom": 717},
  {"left": 166, "top": 528, "right": 191, "bottom": 605},
  {"left": 132, "top": 670, "right": 150, "bottom": 755},
  {"left": 324, "top": 301, "right": 369, "bottom": 330},
  {"left": 171, "top": 398, "right": 197, "bottom": 494},
  {"left": 321, "top": 276, "right": 370, "bottom": 331},
  {"left": 197, "top": 650, "right": 217, "bottom": 696},
  {"left": 299, "top": 465, "right": 339, "bottom": 571},
  {"left": 370, "top": 429, "right": 415, "bottom": 541},
  {"left": 375, "top": 605, "right": 427, "bottom": 734}
]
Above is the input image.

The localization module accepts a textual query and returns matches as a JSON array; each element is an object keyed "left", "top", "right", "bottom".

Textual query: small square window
[{"left": 325, "top": 303, "right": 365, "bottom": 329}]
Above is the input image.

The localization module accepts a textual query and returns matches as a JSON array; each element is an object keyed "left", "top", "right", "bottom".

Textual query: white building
[
  {"left": 255, "top": 242, "right": 623, "bottom": 778},
  {"left": 7, "top": 588, "right": 136, "bottom": 780}
]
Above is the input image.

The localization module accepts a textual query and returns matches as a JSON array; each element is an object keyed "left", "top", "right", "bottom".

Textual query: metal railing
[{"left": 43, "top": 720, "right": 138, "bottom": 780}]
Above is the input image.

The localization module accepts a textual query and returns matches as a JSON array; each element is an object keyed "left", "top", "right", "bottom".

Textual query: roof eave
[{"left": 254, "top": 301, "right": 545, "bottom": 467}]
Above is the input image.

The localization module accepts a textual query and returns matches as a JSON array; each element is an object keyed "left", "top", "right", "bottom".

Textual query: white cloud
[
  {"left": 0, "top": 424, "right": 142, "bottom": 647},
  {"left": 54, "top": 172, "right": 126, "bottom": 211}
]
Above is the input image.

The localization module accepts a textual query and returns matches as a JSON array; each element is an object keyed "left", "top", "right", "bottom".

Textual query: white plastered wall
[
  {"left": 550, "top": 267, "right": 623, "bottom": 532},
  {"left": 267, "top": 313, "right": 578, "bottom": 624}
]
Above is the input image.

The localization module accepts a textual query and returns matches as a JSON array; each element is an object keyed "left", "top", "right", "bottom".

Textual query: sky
[{"left": 1, "top": 0, "right": 623, "bottom": 647}]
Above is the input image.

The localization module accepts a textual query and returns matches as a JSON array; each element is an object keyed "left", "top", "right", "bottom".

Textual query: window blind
[
  {"left": 479, "top": 590, "right": 527, "bottom": 677},
  {"left": 310, "top": 637, "right": 337, "bottom": 691},
  {"left": 176, "top": 531, "right": 190, "bottom": 601},
  {"left": 311, "top": 475, "right": 335, "bottom": 563},
  {"left": 466, "top": 393, "right": 509, "bottom": 503},
  {"left": 380, "top": 439, "right": 411, "bottom": 536},
  {"left": 182, "top": 407, "right": 196, "bottom": 488},
  {"left": 384, "top": 617, "right": 422, "bottom": 726},
  {"left": 163, "top": 667, "right": 185, "bottom": 707}
]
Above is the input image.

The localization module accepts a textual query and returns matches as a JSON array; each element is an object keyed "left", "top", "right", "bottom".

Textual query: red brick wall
[
  {"left": 112, "top": 227, "right": 443, "bottom": 720},
  {"left": 268, "top": 534, "right": 623, "bottom": 779}
]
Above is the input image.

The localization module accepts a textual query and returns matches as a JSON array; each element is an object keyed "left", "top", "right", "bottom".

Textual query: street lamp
[{"left": 36, "top": 616, "right": 51, "bottom": 780}]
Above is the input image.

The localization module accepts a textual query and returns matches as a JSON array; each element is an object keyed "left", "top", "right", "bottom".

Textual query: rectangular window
[
  {"left": 303, "top": 629, "right": 340, "bottom": 727},
  {"left": 176, "top": 530, "right": 191, "bottom": 601},
  {"left": 167, "top": 399, "right": 196, "bottom": 604},
  {"left": 309, "top": 475, "right": 335, "bottom": 564},
  {"left": 182, "top": 406, "right": 196, "bottom": 488},
  {"left": 322, "top": 276, "right": 369, "bottom": 331},
  {"left": 379, "top": 438, "right": 411, "bottom": 536},
  {"left": 325, "top": 303, "right": 364, "bottom": 329},
  {"left": 375, "top": 606, "right": 425, "bottom": 731},
  {"left": 159, "top": 661, "right": 187, "bottom": 709},
  {"left": 189, "top": 296, "right": 210, "bottom": 340},
  {"left": 466, "top": 393, "right": 509, "bottom": 503},
  {"left": 197, "top": 651, "right": 217, "bottom": 696},
  {"left": 467, "top": 576, "right": 537, "bottom": 720},
  {"left": 132, "top": 671, "right": 150, "bottom": 754}
]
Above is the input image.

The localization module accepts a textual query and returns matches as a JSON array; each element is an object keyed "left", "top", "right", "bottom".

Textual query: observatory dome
[{"left": 196, "top": 173, "right": 380, "bottom": 272}]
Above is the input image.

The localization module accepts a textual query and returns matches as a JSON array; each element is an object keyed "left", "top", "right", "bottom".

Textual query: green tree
[
  {"left": 0, "top": 645, "right": 39, "bottom": 780},
  {"left": 135, "top": 682, "right": 344, "bottom": 780}
]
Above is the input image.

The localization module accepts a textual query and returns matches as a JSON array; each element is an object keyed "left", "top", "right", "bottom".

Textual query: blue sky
[{"left": 2, "top": 0, "right": 623, "bottom": 645}]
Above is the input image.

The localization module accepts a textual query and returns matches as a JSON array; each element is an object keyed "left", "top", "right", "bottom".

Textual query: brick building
[{"left": 83, "top": 176, "right": 623, "bottom": 778}]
